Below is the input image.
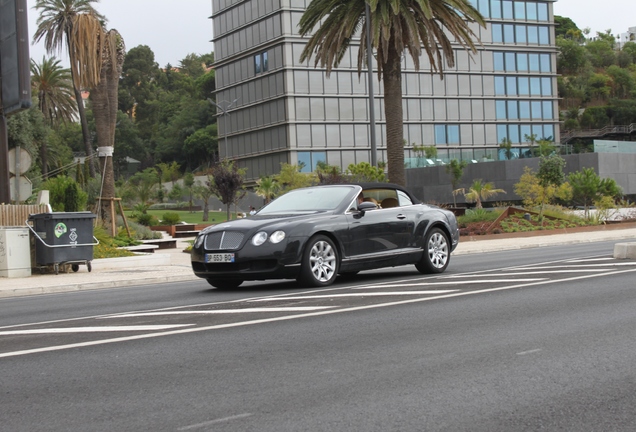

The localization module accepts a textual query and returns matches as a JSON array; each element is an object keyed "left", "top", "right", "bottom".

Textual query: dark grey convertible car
[{"left": 191, "top": 183, "right": 459, "bottom": 289}]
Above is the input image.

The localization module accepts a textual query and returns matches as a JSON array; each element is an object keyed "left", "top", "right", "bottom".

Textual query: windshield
[{"left": 258, "top": 186, "right": 354, "bottom": 214}]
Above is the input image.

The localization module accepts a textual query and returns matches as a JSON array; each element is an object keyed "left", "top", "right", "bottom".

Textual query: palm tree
[
  {"left": 90, "top": 27, "right": 126, "bottom": 224},
  {"left": 33, "top": 0, "right": 105, "bottom": 177},
  {"left": 255, "top": 175, "right": 280, "bottom": 204},
  {"left": 464, "top": 179, "right": 505, "bottom": 209},
  {"left": 299, "top": 0, "right": 485, "bottom": 186},
  {"left": 30, "top": 56, "right": 77, "bottom": 178}
]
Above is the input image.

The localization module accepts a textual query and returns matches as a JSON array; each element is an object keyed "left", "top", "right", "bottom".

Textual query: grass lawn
[{"left": 124, "top": 209, "right": 237, "bottom": 225}]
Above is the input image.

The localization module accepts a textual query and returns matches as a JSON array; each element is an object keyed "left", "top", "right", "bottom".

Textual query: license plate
[{"left": 205, "top": 253, "right": 235, "bottom": 263}]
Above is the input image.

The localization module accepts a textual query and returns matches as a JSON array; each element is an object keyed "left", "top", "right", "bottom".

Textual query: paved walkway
[{"left": 2, "top": 229, "right": 636, "bottom": 299}]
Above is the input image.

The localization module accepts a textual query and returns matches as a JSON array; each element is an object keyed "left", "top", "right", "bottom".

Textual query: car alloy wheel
[
  {"left": 299, "top": 235, "right": 339, "bottom": 287},
  {"left": 416, "top": 227, "right": 450, "bottom": 274}
]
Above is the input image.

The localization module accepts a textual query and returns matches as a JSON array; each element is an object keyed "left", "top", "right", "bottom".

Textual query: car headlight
[
  {"left": 252, "top": 231, "right": 268, "bottom": 246},
  {"left": 194, "top": 234, "right": 205, "bottom": 248},
  {"left": 269, "top": 230, "right": 285, "bottom": 244}
]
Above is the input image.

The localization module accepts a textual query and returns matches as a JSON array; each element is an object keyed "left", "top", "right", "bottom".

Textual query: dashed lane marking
[{"left": 101, "top": 306, "right": 335, "bottom": 318}]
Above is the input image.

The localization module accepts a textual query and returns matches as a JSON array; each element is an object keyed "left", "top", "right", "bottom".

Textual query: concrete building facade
[{"left": 211, "top": 0, "right": 559, "bottom": 181}]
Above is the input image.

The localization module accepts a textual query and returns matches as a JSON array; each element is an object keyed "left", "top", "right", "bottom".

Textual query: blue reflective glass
[
  {"left": 448, "top": 125, "right": 460, "bottom": 144},
  {"left": 542, "top": 101, "right": 553, "bottom": 120},
  {"left": 495, "top": 76, "right": 506, "bottom": 95},
  {"left": 529, "top": 53, "right": 540, "bottom": 71},
  {"left": 537, "top": 2, "right": 548, "bottom": 21},
  {"left": 507, "top": 100, "right": 519, "bottom": 119},
  {"left": 435, "top": 125, "right": 447, "bottom": 144},
  {"left": 502, "top": 0, "right": 513, "bottom": 19},
  {"left": 526, "top": 2, "right": 537, "bottom": 20},
  {"left": 532, "top": 124, "right": 543, "bottom": 138},
  {"left": 519, "top": 101, "right": 530, "bottom": 119},
  {"left": 543, "top": 124, "right": 554, "bottom": 140},
  {"left": 492, "top": 24, "right": 503, "bottom": 43},
  {"left": 517, "top": 53, "right": 528, "bottom": 71},
  {"left": 505, "top": 52, "right": 516, "bottom": 71},
  {"left": 531, "top": 101, "right": 542, "bottom": 119},
  {"left": 520, "top": 125, "right": 532, "bottom": 141},
  {"left": 494, "top": 52, "right": 505, "bottom": 71},
  {"left": 496, "top": 100, "right": 507, "bottom": 119},
  {"left": 514, "top": 2, "right": 525, "bottom": 19},
  {"left": 312, "top": 151, "right": 326, "bottom": 170},
  {"left": 541, "top": 77, "right": 552, "bottom": 95},
  {"left": 298, "top": 152, "right": 311, "bottom": 172},
  {"left": 262, "top": 52, "right": 269, "bottom": 71},
  {"left": 540, "top": 53, "right": 551, "bottom": 72},
  {"left": 491, "top": 0, "right": 502, "bottom": 18},
  {"left": 527, "top": 26, "right": 538, "bottom": 44},
  {"left": 254, "top": 55, "right": 261, "bottom": 74},
  {"left": 530, "top": 77, "right": 541, "bottom": 95},
  {"left": 478, "top": 0, "right": 490, "bottom": 17},
  {"left": 516, "top": 25, "right": 527, "bottom": 43},
  {"left": 518, "top": 77, "right": 529, "bottom": 95},
  {"left": 509, "top": 124, "right": 520, "bottom": 143},
  {"left": 497, "top": 124, "right": 508, "bottom": 142},
  {"left": 506, "top": 76, "right": 518, "bottom": 95},
  {"left": 538, "top": 26, "right": 549, "bottom": 45},
  {"left": 504, "top": 24, "right": 515, "bottom": 43}
]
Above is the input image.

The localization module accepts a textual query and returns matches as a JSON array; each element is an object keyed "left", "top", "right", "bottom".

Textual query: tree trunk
[
  {"left": 67, "top": 32, "right": 96, "bottom": 178},
  {"left": 382, "top": 42, "right": 405, "bottom": 186}
]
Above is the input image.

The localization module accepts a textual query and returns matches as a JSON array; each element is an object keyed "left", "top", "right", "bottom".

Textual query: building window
[
  {"left": 435, "top": 125, "right": 460, "bottom": 145},
  {"left": 254, "top": 51, "right": 268, "bottom": 74},
  {"left": 298, "top": 151, "right": 326, "bottom": 172}
]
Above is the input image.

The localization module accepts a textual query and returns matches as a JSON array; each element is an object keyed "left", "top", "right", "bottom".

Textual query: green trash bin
[{"left": 28, "top": 212, "right": 99, "bottom": 274}]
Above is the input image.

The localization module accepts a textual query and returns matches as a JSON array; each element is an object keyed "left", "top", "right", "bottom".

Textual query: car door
[{"left": 345, "top": 206, "right": 414, "bottom": 258}]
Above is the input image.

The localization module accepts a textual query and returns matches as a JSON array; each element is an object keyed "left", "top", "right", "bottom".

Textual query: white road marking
[
  {"left": 447, "top": 270, "right": 607, "bottom": 277},
  {"left": 102, "top": 307, "right": 334, "bottom": 318},
  {"left": 517, "top": 349, "right": 542, "bottom": 356},
  {"left": 0, "top": 325, "right": 193, "bottom": 336},
  {"left": 178, "top": 413, "right": 253, "bottom": 430},
  {"left": 2, "top": 267, "right": 635, "bottom": 359},
  {"left": 566, "top": 258, "right": 615, "bottom": 262},
  {"left": 512, "top": 262, "right": 636, "bottom": 269},
  {"left": 357, "top": 279, "right": 546, "bottom": 288},
  {"left": 249, "top": 291, "right": 458, "bottom": 300}
]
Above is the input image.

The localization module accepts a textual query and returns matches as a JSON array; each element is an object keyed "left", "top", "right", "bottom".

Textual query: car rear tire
[
  {"left": 206, "top": 279, "right": 243, "bottom": 289},
  {"left": 416, "top": 227, "right": 450, "bottom": 274},
  {"left": 298, "top": 235, "right": 339, "bottom": 287}
]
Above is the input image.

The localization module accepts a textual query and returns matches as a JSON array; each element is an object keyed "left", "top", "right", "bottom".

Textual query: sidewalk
[{"left": 2, "top": 228, "right": 636, "bottom": 299}]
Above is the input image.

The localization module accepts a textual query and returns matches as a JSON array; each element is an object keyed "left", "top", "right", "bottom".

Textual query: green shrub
[
  {"left": 41, "top": 175, "right": 88, "bottom": 212},
  {"left": 135, "top": 213, "right": 159, "bottom": 226},
  {"left": 458, "top": 208, "right": 501, "bottom": 224},
  {"left": 162, "top": 212, "right": 181, "bottom": 225}
]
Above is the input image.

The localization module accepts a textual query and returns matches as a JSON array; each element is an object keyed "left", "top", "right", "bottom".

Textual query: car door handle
[{"left": 396, "top": 214, "right": 406, "bottom": 219}]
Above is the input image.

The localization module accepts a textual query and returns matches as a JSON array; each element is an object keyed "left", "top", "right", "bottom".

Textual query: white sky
[
  {"left": 27, "top": 0, "right": 213, "bottom": 68},
  {"left": 25, "top": 0, "right": 636, "bottom": 68},
  {"left": 552, "top": 0, "right": 633, "bottom": 36}
]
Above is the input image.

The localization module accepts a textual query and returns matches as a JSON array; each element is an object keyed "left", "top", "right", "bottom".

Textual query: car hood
[{"left": 199, "top": 212, "right": 332, "bottom": 235}]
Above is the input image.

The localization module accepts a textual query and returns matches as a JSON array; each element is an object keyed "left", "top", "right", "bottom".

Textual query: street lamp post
[
  {"left": 208, "top": 98, "right": 239, "bottom": 161},
  {"left": 365, "top": 2, "right": 377, "bottom": 167}
]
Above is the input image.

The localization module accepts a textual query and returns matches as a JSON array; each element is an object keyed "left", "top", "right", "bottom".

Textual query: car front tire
[
  {"left": 416, "top": 227, "right": 450, "bottom": 274},
  {"left": 298, "top": 235, "right": 339, "bottom": 287},
  {"left": 206, "top": 279, "right": 243, "bottom": 289}
]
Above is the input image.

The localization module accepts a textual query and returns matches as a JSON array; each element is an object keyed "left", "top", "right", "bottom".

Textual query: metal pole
[
  {"left": 208, "top": 98, "right": 238, "bottom": 162},
  {"left": 365, "top": 2, "right": 377, "bottom": 167},
  {"left": 0, "top": 115, "right": 10, "bottom": 204}
]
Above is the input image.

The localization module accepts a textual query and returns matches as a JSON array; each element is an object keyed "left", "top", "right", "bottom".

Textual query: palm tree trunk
[
  {"left": 67, "top": 34, "right": 96, "bottom": 178},
  {"left": 383, "top": 42, "right": 405, "bottom": 186}
]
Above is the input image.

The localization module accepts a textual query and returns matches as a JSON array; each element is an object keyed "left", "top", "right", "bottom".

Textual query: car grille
[{"left": 204, "top": 231, "right": 245, "bottom": 250}]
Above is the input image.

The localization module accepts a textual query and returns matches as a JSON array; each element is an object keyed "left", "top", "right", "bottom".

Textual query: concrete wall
[{"left": 406, "top": 153, "right": 636, "bottom": 205}]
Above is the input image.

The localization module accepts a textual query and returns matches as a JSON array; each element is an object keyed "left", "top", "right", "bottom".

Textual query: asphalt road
[{"left": 2, "top": 241, "right": 636, "bottom": 431}]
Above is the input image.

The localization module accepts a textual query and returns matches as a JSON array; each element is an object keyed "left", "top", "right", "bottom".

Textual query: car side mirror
[{"left": 354, "top": 201, "right": 377, "bottom": 218}]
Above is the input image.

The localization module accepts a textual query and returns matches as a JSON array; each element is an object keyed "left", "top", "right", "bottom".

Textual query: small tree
[
  {"left": 183, "top": 172, "right": 195, "bottom": 213},
  {"left": 193, "top": 182, "right": 214, "bottom": 221},
  {"left": 276, "top": 163, "right": 315, "bottom": 192},
  {"left": 255, "top": 175, "right": 280, "bottom": 204},
  {"left": 345, "top": 162, "right": 387, "bottom": 182},
  {"left": 499, "top": 137, "right": 514, "bottom": 160},
  {"left": 514, "top": 157, "right": 573, "bottom": 219},
  {"left": 464, "top": 179, "right": 505, "bottom": 209},
  {"left": 568, "top": 167, "right": 622, "bottom": 218},
  {"left": 207, "top": 161, "right": 246, "bottom": 221},
  {"left": 445, "top": 159, "right": 468, "bottom": 207}
]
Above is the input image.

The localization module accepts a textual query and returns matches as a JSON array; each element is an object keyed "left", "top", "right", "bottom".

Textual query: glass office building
[{"left": 211, "top": 0, "right": 558, "bottom": 180}]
